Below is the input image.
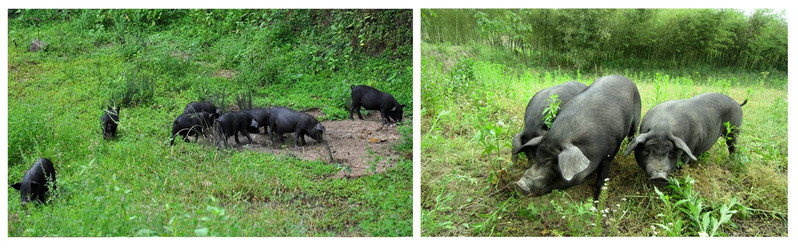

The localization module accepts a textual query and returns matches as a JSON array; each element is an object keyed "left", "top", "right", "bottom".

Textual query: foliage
[
  {"left": 422, "top": 9, "right": 787, "bottom": 71},
  {"left": 8, "top": 9, "right": 411, "bottom": 237},
  {"left": 653, "top": 176, "right": 747, "bottom": 237},
  {"left": 541, "top": 94, "right": 560, "bottom": 129}
]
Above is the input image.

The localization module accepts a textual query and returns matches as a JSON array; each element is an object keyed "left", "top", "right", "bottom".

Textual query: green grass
[
  {"left": 420, "top": 42, "right": 787, "bottom": 236},
  {"left": 8, "top": 10, "right": 412, "bottom": 237}
]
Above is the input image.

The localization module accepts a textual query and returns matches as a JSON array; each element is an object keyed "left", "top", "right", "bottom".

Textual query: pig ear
[
  {"left": 669, "top": 134, "right": 698, "bottom": 160},
  {"left": 11, "top": 182, "right": 21, "bottom": 190},
  {"left": 623, "top": 132, "right": 649, "bottom": 156},
  {"left": 558, "top": 144, "right": 590, "bottom": 182},
  {"left": 513, "top": 136, "right": 542, "bottom": 158},
  {"left": 511, "top": 133, "right": 523, "bottom": 163},
  {"left": 391, "top": 106, "right": 397, "bottom": 111}
]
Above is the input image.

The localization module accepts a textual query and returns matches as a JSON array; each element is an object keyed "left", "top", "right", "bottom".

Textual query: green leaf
[{"left": 194, "top": 227, "right": 209, "bottom": 237}]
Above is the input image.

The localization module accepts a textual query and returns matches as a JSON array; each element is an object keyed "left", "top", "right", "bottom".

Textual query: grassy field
[
  {"left": 7, "top": 10, "right": 412, "bottom": 237},
  {"left": 420, "top": 43, "right": 787, "bottom": 237}
]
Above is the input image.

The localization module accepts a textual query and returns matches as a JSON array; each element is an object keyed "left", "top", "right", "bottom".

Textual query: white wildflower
[
  {"left": 668, "top": 222, "right": 673, "bottom": 226},
  {"left": 616, "top": 204, "right": 621, "bottom": 208},
  {"left": 699, "top": 232, "right": 708, "bottom": 237},
  {"left": 622, "top": 198, "right": 627, "bottom": 201},
  {"left": 590, "top": 223, "right": 596, "bottom": 227}
]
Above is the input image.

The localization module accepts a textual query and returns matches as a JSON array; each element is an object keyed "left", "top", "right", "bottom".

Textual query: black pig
[
  {"left": 170, "top": 112, "right": 217, "bottom": 146},
  {"left": 512, "top": 81, "right": 587, "bottom": 164},
  {"left": 183, "top": 101, "right": 221, "bottom": 116},
  {"left": 513, "top": 75, "right": 641, "bottom": 199},
  {"left": 622, "top": 93, "right": 747, "bottom": 185},
  {"left": 349, "top": 85, "right": 405, "bottom": 125},
  {"left": 243, "top": 108, "right": 271, "bottom": 135},
  {"left": 11, "top": 158, "right": 57, "bottom": 207},
  {"left": 216, "top": 112, "right": 259, "bottom": 147},
  {"left": 269, "top": 107, "right": 325, "bottom": 147},
  {"left": 100, "top": 106, "right": 120, "bottom": 140}
]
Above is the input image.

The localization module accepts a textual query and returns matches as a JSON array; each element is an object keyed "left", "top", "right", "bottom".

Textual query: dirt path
[{"left": 216, "top": 109, "right": 405, "bottom": 178}]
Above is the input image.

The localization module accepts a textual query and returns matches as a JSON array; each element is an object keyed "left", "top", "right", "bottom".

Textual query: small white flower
[
  {"left": 730, "top": 210, "right": 738, "bottom": 214},
  {"left": 622, "top": 198, "right": 627, "bottom": 201},
  {"left": 616, "top": 204, "right": 621, "bottom": 208},
  {"left": 651, "top": 225, "right": 656, "bottom": 230},
  {"left": 602, "top": 186, "right": 608, "bottom": 191},
  {"left": 594, "top": 200, "right": 599, "bottom": 204},
  {"left": 591, "top": 223, "right": 596, "bottom": 226},
  {"left": 668, "top": 222, "right": 673, "bottom": 226},
  {"left": 602, "top": 214, "right": 607, "bottom": 218},
  {"left": 562, "top": 216, "right": 566, "bottom": 219},
  {"left": 604, "top": 178, "right": 610, "bottom": 182},
  {"left": 497, "top": 120, "right": 505, "bottom": 127},
  {"left": 698, "top": 232, "right": 708, "bottom": 237}
]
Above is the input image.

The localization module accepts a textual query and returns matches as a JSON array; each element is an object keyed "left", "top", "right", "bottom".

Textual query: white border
[{"left": 1, "top": 1, "right": 795, "bottom": 247}]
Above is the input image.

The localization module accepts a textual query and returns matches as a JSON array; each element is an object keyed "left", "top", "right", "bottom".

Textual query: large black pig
[
  {"left": 216, "top": 112, "right": 259, "bottom": 147},
  {"left": 170, "top": 112, "right": 217, "bottom": 146},
  {"left": 243, "top": 108, "right": 271, "bottom": 135},
  {"left": 512, "top": 81, "right": 587, "bottom": 164},
  {"left": 622, "top": 93, "right": 747, "bottom": 185},
  {"left": 11, "top": 158, "right": 57, "bottom": 207},
  {"left": 349, "top": 85, "right": 405, "bottom": 125},
  {"left": 100, "top": 105, "right": 120, "bottom": 140},
  {"left": 513, "top": 75, "right": 641, "bottom": 199},
  {"left": 268, "top": 107, "right": 325, "bottom": 147},
  {"left": 183, "top": 101, "right": 221, "bottom": 116}
]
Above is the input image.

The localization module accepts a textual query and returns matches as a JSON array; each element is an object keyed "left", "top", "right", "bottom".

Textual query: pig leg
[
  {"left": 234, "top": 131, "right": 241, "bottom": 144},
  {"left": 349, "top": 102, "right": 356, "bottom": 120},
  {"left": 298, "top": 129, "right": 307, "bottom": 146},
  {"left": 294, "top": 130, "right": 302, "bottom": 147},
  {"left": 725, "top": 128, "right": 739, "bottom": 154},
  {"left": 379, "top": 107, "right": 389, "bottom": 125},
  {"left": 242, "top": 130, "right": 253, "bottom": 144},
  {"left": 593, "top": 157, "right": 614, "bottom": 200},
  {"left": 356, "top": 105, "right": 364, "bottom": 120}
]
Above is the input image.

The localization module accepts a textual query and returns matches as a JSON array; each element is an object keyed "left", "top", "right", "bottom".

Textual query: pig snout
[
  {"left": 513, "top": 179, "right": 532, "bottom": 196},
  {"left": 250, "top": 120, "right": 259, "bottom": 128},
  {"left": 649, "top": 170, "right": 669, "bottom": 185}
]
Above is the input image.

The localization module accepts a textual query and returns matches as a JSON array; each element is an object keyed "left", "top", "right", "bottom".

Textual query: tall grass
[{"left": 421, "top": 42, "right": 787, "bottom": 236}]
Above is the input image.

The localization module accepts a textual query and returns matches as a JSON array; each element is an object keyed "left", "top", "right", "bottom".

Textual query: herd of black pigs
[
  {"left": 10, "top": 85, "right": 405, "bottom": 206},
  {"left": 10, "top": 74, "right": 746, "bottom": 209}
]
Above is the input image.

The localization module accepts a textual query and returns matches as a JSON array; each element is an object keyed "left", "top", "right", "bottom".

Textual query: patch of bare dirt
[
  {"left": 213, "top": 69, "right": 236, "bottom": 79},
  {"left": 216, "top": 109, "right": 404, "bottom": 178}
]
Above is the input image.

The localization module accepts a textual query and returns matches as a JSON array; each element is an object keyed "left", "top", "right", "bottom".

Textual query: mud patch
[{"left": 215, "top": 110, "right": 404, "bottom": 178}]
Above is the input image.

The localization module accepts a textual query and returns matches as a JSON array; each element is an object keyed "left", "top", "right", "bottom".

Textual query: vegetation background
[
  {"left": 7, "top": 9, "right": 412, "bottom": 236},
  {"left": 421, "top": 9, "right": 787, "bottom": 236}
]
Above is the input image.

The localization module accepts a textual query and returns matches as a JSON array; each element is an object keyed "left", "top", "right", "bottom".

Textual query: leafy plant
[
  {"left": 541, "top": 94, "right": 561, "bottom": 129},
  {"left": 653, "top": 176, "right": 745, "bottom": 237}
]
